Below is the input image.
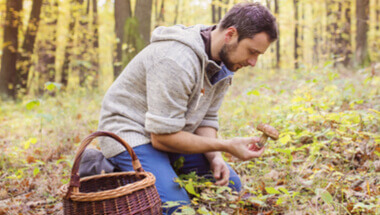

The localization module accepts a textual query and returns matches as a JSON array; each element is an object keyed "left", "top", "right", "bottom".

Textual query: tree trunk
[
  {"left": 212, "top": 0, "right": 217, "bottom": 23},
  {"left": 158, "top": 0, "right": 165, "bottom": 24},
  {"left": 266, "top": 0, "right": 274, "bottom": 68},
  {"left": 135, "top": 0, "right": 153, "bottom": 46},
  {"left": 274, "top": 0, "right": 280, "bottom": 68},
  {"left": 91, "top": 0, "right": 99, "bottom": 87},
  {"left": 17, "top": 0, "right": 43, "bottom": 92},
  {"left": 218, "top": 0, "right": 222, "bottom": 21},
  {"left": 113, "top": 0, "right": 131, "bottom": 78},
  {"left": 342, "top": 0, "right": 351, "bottom": 67},
  {"left": 35, "top": 0, "right": 58, "bottom": 95},
  {"left": 333, "top": 0, "right": 341, "bottom": 66},
  {"left": 173, "top": 0, "right": 180, "bottom": 24},
  {"left": 154, "top": 0, "right": 158, "bottom": 24},
  {"left": 356, "top": 0, "right": 369, "bottom": 66},
  {"left": 78, "top": 0, "right": 89, "bottom": 86},
  {"left": 312, "top": 6, "right": 319, "bottom": 65},
  {"left": 0, "top": 0, "right": 22, "bottom": 98},
  {"left": 324, "top": 0, "right": 333, "bottom": 60},
  {"left": 377, "top": 0, "right": 380, "bottom": 32},
  {"left": 377, "top": 0, "right": 380, "bottom": 57},
  {"left": 211, "top": 0, "right": 223, "bottom": 23},
  {"left": 294, "top": 0, "right": 299, "bottom": 69},
  {"left": 224, "top": 0, "right": 228, "bottom": 14},
  {"left": 300, "top": 0, "right": 305, "bottom": 63},
  {"left": 266, "top": 0, "right": 271, "bottom": 10},
  {"left": 61, "top": 0, "right": 78, "bottom": 87}
]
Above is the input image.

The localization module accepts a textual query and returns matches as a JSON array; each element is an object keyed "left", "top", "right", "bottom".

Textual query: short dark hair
[{"left": 219, "top": 2, "right": 278, "bottom": 42}]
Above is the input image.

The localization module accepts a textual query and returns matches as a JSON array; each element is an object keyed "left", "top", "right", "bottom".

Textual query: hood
[
  {"left": 151, "top": 24, "right": 208, "bottom": 62},
  {"left": 151, "top": 24, "right": 222, "bottom": 110}
]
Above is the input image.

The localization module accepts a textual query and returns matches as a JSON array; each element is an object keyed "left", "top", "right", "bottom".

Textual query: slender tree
[
  {"left": 377, "top": 0, "right": 380, "bottom": 32},
  {"left": 293, "top": 0, "right": 299, "bottom": 69},
  {"left": 0, "top": 0, "right": 22, "bottom": 98},
  {"left": 325, "top": 0, "right": 333, "bottom": 61},
  {"left": 376, "top": 0, "right": 380, "bottom": 60},
  {"left": 62, "top": 0, "right": 80, "bottom": 87},
  {"left": 300, "top": 0, "right": 304, "bottom": 64},
  {"left": 332, "top": 0, "right": 341, "bottom": 65},
  {"left": 157, "top": 0, "right": 165, "bottom": 24},
  {"left": 154, "top": 0, "right": 158, "bottom": 24},
  {"left": 342, "top": 0, "right": 352, "bottom": 66},
  {"left": 356, "top": 0, "right": 370, "bottom": 66},
  {"left": 173, "top": 0, "right": 180, "bottom": 24},
  {"left": 77, "top": 0, "right": 89, "bottom": 86},
  {"left": 312, "top": 5, "right": 319, "bottom": 65},
  {"left": 274, "top": 0, "right": 280, "bottom": 68},
  {"left": 113, "top": 0, "right": 131, "bottom": 78},
  {"left": 91, "top": 0, "right": 99, "bottom": 87},
  {"left": 218, "top": 0, "right": 222, "bottom": 21},
  {"left": 36, "top": 0, "right": 58, "bottom": 93},
  {"left": 212, "top": 0, "right": 217, "bottom": 23},
  {"left": 17, "top": 0, "right": 43, "bottom": 92},
  {"left": 135, "top": 0, "right": 153, "bottom": 46},
  {"left": 212, "top": 0, "right": 223, "bottom": 23},
  {"left": 266, "top": 0, "right": 274, "bottom": 68},
  {"left": 224, "top": 0, "right": 229, "bottom": 14}
]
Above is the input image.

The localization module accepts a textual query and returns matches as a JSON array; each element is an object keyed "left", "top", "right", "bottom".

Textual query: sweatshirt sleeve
[
  {"left": 145, "top": 58, "right": 196, "bottom": 134},
  {"left": 198, "top": 84, "right": 230, "bottom": 130}
]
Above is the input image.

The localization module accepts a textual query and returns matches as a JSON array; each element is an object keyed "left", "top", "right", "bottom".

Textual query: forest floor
[{"left": 0, "top": 63, "right": 379, "bottom": 214}]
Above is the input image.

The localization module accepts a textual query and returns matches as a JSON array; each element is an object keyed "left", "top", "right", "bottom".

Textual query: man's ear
[{"left": 225, "top": 27, "right": 238, "bottom": 43}]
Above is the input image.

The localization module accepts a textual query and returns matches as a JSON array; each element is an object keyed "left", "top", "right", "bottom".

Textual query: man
[{"left": 98, "top": 2, "right": 277, "bottom": 213}]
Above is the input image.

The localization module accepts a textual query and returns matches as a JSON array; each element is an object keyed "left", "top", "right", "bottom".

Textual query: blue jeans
[{"left": 109, "top": 144, "right": 242, "bottom": 214}]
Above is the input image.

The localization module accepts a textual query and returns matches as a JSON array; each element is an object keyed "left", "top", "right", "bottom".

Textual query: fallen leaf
[
  {"left": 74, "top": 135, "right": 81, "bottom": 143},
  {"left": 26, "top": 156, "right": 36, "bottom": 164}
]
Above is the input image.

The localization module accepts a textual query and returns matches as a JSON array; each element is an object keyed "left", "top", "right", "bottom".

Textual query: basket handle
[{"left": 65, "top": 131, "right": 144, "bottom": 199}]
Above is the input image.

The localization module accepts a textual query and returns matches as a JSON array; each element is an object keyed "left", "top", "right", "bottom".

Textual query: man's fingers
[
  {"left": 249, "top": 143, "right": 260, "bottom": 151},
  {"left": 213, "top": 165, "right": 221, "bottom": 179},
  {"left": 251, "top": 136, "right": 261, "bottom": 143},
  {"left": 240, "top": 146, "right": 266, "bottom": 161},
  {"left": 214, "top": 166, "right": 229, "bottom": 186},
  {"left": 250, "top": 146, "right": 265, "bottom": 157}
]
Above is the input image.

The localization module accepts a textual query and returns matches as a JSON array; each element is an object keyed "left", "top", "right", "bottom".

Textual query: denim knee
[
  {"left": 227, "top": 164, "right": 242, "bottom": 192},
  {"left": 228, "top": 173, "right": 242, "bottom": 192}
]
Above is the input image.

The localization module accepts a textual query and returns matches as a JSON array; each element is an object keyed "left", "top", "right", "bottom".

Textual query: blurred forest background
[
  {"left": 0, "top": 0, "right": 379, "bottom": 214},
  {"left": 0, "top": 0, "right": 378, "bottom": 98}
]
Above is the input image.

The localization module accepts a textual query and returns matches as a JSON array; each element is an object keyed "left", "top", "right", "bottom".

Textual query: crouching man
[{"left": 98, "top": 2, "right": 278, "bottom": 214}]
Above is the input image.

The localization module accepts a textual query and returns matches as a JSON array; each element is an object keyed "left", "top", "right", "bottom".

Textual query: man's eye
[{"left": 250, "top": 50, "right": 258, "bottom": 55}]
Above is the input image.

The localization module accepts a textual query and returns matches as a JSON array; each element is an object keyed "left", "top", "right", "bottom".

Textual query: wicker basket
[{"left": 62, "top": 131, "right": 162, "bottom": 215}]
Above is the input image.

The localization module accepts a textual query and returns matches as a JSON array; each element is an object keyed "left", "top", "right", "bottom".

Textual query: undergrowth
[{"left": 0, "top": 63, "right": 379, "bottom": 214}]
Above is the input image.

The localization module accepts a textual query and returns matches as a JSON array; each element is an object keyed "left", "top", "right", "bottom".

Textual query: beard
[{"left": 219, "top": 42, "right": 238, "bottom": 71}]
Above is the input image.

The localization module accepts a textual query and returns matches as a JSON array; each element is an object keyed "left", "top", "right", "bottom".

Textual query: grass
[{"left": 0, "top": 63, "right": 379, "bottom": 214}]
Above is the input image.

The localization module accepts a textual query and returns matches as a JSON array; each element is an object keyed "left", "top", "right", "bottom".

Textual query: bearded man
[{"left": 98, "top": 2, "right": 278, "bottom": 214}]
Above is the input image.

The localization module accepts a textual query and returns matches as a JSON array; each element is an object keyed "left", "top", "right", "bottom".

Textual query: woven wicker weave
[{"left": 62, "top": 131, "right": 162, "bottom": 215}]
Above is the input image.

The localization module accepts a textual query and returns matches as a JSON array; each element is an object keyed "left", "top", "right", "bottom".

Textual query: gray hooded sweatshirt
[{"left": 98, "top": 24, "right": 233, "bottom": 158}]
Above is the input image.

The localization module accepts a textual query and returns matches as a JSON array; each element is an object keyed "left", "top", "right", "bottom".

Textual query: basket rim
[{"left": 62, "top": 171, "right": 156, "bottom": 202}]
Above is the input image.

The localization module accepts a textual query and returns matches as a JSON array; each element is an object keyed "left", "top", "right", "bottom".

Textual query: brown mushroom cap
[{"left": 257, "top": 123, "right": 279, "bottom": 140}]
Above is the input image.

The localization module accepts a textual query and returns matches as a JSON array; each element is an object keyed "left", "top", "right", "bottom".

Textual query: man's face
[{"left": 219, "top": 31, "right": 271, "bottom": 71}]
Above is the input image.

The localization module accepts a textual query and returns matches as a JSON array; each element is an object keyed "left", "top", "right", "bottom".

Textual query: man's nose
[{"left": 247, "top": 57, "right": 257, "bottom": 67}]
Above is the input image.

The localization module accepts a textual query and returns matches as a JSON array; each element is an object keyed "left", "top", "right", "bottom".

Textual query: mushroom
[{"left": 256, "top": 123, "right": 279, "bottom": 148}]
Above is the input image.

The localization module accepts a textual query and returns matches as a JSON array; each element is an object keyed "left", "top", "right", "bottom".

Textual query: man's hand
[
  {"left": 208, "top": 155, "right": 230, "bottom": 186},
  {"left": 225, "top": 137, "right": 266, "bottom": 161}
]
